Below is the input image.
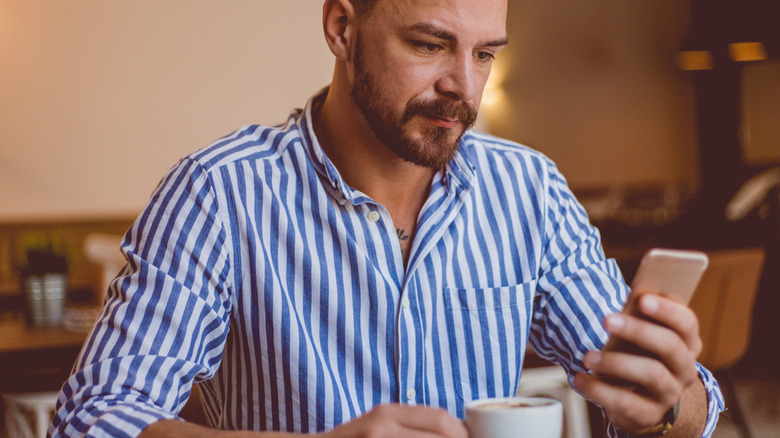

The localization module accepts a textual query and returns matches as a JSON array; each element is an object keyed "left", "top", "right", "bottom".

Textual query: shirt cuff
[
  {"left": 697, "top": 362, "right": 725, "bottom": 437},
  {"left": 55, "top": 403, "right": 178, "bottom": 438}
]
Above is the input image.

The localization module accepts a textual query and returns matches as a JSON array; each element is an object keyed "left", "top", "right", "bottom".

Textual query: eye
[
  {"left": 475, "top": 51, "right": 496, "bottom": 63},
  {"left": 412, "top": 41, "right": 444, "bottom": 54}
]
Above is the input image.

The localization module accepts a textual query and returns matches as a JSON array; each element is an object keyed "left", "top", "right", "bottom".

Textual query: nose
[{"left": 435, "top": 51, "right": 476, "bottom": 104}]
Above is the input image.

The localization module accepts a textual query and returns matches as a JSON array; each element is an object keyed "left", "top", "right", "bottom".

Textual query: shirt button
[
  {"left": 367, "top": 211, "right": 381, "bottom": 222},
  {"left": 401, "top": 298, "right": 410, "bottom": 309},
  {"left": 406, "top": 388, "right": 416, "bottom": 401}
]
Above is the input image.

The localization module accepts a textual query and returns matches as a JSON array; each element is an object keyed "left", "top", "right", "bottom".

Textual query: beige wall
[{"left": 1, "top": 1, "right": 333, "bottom": 221}]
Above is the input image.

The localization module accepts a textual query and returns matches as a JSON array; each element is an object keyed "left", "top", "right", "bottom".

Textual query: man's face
[{"left": 348, "top": 0, "right": 508, "bottom": 170}]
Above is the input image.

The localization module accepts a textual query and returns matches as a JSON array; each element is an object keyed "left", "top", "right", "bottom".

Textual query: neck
[{"left": 312, "top": 80, "right": 436, "bottom": 216}]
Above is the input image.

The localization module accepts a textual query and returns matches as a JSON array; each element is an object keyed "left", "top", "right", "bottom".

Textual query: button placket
[
  {"left": 399, "top": 282, "right": 423, "bottom": 405},
  {"left": 398, "top": 291, "right": 417, "bottom": 405}
]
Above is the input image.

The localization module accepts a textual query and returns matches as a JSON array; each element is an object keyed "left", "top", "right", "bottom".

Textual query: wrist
[{"left": 633, "top": 401, "right": 680, "bottom": 437}]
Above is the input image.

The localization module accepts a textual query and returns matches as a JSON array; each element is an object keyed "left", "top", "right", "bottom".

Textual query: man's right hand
[{"left": 321, "top": 404, "right": 468, "bottom": 438}]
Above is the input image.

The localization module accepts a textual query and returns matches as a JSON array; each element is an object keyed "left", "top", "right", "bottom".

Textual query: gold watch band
[{"left": 636, "top": 401, "right": 680, "bottom": 437}]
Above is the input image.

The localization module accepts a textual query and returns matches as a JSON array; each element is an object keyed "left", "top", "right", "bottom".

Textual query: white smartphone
[{"left": 603, "top": 248, "right": 709, "bottom": 354}]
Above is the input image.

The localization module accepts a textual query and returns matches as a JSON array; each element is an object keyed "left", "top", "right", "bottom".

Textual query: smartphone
[{"left": 602, "top": 248, "right": 709, "bottom": 355}]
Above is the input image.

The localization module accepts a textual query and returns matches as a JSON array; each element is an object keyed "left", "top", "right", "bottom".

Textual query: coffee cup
[{"left": 465, "top": 396, "right": 562, "bottom": 438}]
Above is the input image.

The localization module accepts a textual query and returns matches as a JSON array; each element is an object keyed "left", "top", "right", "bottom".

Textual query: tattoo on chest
[{"left": 396, "top": 228, "right": 410, "bottom": 241}]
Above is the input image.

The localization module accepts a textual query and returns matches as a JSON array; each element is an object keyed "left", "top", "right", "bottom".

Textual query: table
[{"left": 0, "top": 318, "right": 88, "bottom": 392}]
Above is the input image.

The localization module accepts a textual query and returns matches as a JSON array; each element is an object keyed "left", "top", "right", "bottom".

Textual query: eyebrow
[{"left": 408, "top": 22, "right": 509, "bottom": 48}]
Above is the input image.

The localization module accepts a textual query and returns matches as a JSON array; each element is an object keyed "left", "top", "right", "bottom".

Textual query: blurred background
[{"left": 1, "top": 1, "right": 778, "bottom": 437}]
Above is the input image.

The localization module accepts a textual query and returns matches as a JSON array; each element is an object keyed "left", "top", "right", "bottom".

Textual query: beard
[{"left": 350, "top": 36, "right": 478, "bottom": 170}]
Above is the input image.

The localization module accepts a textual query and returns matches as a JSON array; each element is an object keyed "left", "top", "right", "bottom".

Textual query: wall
[
  {"left": 485, "top": 0, "right": 700, "bottom": 190},
  {"left": 0, "top": 1, "right": 333, "bottom": 221},
  {"left": 2, "top": 1, "right": 775, "bottom": 222},
  {"left": 741, "top": 60, "right": 780, "bottom": 166}
]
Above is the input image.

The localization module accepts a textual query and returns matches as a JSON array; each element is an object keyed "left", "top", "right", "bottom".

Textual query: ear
[{"left": 322, "top": 0, "right": 358, "bottom": 61}]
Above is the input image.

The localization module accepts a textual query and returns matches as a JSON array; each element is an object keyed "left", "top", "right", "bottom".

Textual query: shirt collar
[
  {"left": 298, "top": 87, "right": 355, "bottom": 204},
  {"left": 297, "top": 86, "right": 476, "bottom": 205}
]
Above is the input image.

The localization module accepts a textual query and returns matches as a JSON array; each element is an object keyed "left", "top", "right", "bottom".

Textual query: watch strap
[{"left": 635, "top": 401, "right": 680, "bottom": 437}]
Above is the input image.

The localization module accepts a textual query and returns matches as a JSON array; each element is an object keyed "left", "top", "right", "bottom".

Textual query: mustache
[{"left": 404, "top": 98, "right": 478, "bottom": 129}]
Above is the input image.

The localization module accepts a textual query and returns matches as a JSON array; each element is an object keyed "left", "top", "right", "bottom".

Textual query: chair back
[{"left": 689, "top": 248, "right": 766, "bottom": 371}]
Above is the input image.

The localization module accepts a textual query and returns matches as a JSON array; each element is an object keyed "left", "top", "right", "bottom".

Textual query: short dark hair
[{"left": 350, "top": 0, "right": 379, "bottom": 17}]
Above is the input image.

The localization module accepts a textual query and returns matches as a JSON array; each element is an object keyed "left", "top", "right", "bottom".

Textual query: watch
[{"left": 636, "top": 401, "right": 680, "bottom": 437}]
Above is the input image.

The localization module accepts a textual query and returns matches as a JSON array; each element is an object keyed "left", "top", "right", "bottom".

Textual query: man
[{"left": 51, "top": 0, "right": 723, "bottom": 437}]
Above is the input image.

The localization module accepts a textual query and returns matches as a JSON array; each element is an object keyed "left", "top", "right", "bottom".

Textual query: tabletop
[
  {"left": 0, "top": 319, "right": 88, "bottom": 354},
  {"left": 0, "top": 317, "right": 90, "bottom": 392}
]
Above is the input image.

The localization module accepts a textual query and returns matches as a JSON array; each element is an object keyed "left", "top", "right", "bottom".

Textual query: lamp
[
  {"left": 728, "top": 42, "right": 768, "bottom": 62},
  {"left": 676, "top": 50, "right": 714, "bottom": 71}
]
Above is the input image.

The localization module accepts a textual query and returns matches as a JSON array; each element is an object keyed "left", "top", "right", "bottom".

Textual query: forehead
[{"left": 366, "top": 0, "right": 507, "bottom": 43}]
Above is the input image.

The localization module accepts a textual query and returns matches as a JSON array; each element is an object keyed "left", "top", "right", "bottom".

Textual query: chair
[
  {"left": 1, "top": 391, "right": 59, "bottom": 438},
  {"left": 688, "top": 247, "right": 766, "bottom": 438},
  {"left": 517, "top": 365, "right": 591, "bottom": 438}
]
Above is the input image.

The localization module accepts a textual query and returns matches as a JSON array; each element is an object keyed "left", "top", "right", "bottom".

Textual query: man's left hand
[{"left": 573, "top": 293, "right": 705, "bottom": 435}]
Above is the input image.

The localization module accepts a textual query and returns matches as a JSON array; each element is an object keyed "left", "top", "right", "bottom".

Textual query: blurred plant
[{"left": 16, "top": 238, "right": 70, "bottom": 277}]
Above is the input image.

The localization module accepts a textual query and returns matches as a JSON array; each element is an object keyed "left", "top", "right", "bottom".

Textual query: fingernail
[
  {"left": 642, "top": 295, "right": 660, "bottom": 314},
  {"left": 606, "top": 314, "right": 625, "bottom": 331}
]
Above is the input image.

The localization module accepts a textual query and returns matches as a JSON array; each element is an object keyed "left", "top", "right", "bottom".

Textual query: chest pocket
[{"left": 442, "top": 281, "right": 534, "bottom": 403}]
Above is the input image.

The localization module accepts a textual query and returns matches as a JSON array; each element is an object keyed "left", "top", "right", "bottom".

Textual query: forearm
[
  {"left": 140, "top": 419, "right": 305, "bottom": 438},
  {"left": 665, "top": 378, "right": 707, "bottom": 438}
]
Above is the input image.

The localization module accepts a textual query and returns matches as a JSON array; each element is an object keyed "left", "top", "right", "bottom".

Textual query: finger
[
  {"left": 604, "top": 313, "right": 698, "bottom": 381},
  {"left": 573, "top": 371, "right": 666, "bottom": 433},
  {"left": 374, "top": 404, "right": 467, "bottom": 438},
  {"left": 637, "top": 294, "right": 703, "bottom": 356},
  {"left": 583, "top": 350, "right": 681, "bottom": 405}
]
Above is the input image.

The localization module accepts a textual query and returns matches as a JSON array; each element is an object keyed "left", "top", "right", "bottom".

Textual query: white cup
[{"left": 465, "top": 396, "right": 563, "bottom": 438}]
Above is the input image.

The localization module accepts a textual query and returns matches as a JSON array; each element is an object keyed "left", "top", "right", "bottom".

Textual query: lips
[{"left": 423, "top": 115, "right": 460, "bottom": 129}]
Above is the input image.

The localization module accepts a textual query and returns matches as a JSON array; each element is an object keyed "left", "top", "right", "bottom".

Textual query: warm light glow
[
  {"left": 481, "top": 82, "right": 505, "bottom": 107},
  {"left": 676, "top": 50, "right": 714, "bottom": 71},
  {"left": 728, "top": 42, "right": 768, "bottom": 62},
  {"left": 481, "top": 59, "right": 508, "bottom": 109}
]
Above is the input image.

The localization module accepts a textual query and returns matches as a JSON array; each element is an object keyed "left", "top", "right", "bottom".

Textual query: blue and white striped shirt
[{"left": 51, "top": 90, "right": 723, "bottom": 437}]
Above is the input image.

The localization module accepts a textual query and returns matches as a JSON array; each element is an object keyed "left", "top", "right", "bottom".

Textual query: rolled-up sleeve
[
  {"left": 50, "top": 158, "right": 234, "bottom": 437},
  {"left": 529, "top": 159, "right": 724, "bottom": 437}
]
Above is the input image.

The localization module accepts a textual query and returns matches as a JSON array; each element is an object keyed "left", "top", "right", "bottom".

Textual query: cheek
[
  {"left": 367, "top": 51, "right": 445, "bottom": 104},
  {"left": 474, "top": 89, "right": 485, "bottom": 108},
  {"left": 405, "top": 66, "right": 450, "bottom": 102},
  {"left": 385, "top": 68, "right": 437, "bottom": 107},
  {"left": 472, "top": 73, "right": 491, "bottom": 106},
  {"left": 366, "top": 38, "right": 442, "bottom": 100}
]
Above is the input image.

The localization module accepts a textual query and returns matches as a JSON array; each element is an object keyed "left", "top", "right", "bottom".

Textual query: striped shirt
[{"left": 51, "top": 89, "right": 723, "bottom": 437}]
